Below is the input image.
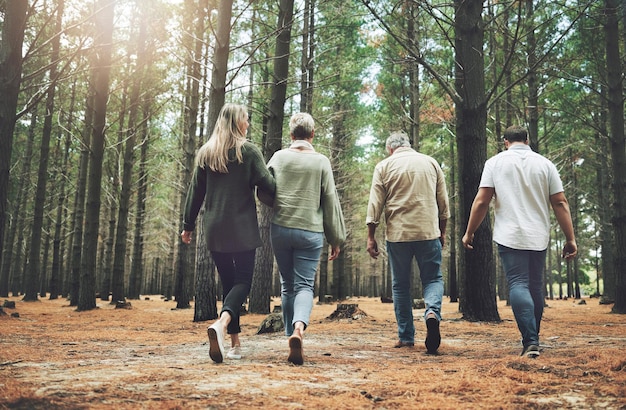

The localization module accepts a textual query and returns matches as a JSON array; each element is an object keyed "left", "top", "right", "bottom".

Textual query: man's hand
[
  {"left": 181, "top": 230, "right": 192, "bottom": 244},
  {"left": 461, "top": 232, "right": 474, "bottom": 250},
  {"left": 329, "top": 245, "right": 341, "bottom": 261},
  {"left": 562, "top": 240, "right": 577, "bottom": 259},
  {"left": 367, "top": 237, "right": 380, "bottom": 259}
]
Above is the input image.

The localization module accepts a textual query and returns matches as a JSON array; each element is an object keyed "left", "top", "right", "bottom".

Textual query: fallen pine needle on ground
[{"left": 1, "top": 295, "right": 625, "bottom": 409}]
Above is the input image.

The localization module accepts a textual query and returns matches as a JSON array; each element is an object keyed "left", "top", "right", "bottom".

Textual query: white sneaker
[
  {"left": 207, "top": 323, "right": 225, "bottom": 363},
  {"left": 226, "top": 346, "right": 242, "bottom": 360}
]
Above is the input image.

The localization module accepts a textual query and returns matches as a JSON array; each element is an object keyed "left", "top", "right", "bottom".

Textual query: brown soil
[{"left": 1, "top": 295, "right": 625, "bottom": 409}]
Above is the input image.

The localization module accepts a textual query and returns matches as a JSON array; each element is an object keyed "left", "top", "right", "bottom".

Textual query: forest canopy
[{"left": 0, "top": 0, "right": 624, "bottom": 316}]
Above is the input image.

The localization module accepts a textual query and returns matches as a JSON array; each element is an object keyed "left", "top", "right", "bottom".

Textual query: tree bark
[
  {"left": 0, "top": 0, "right": 28, "bottom": 291},
  {"left": 249, "top": 0, "right": 295, "bottom": 314},
  {"left": 78, "top": 0, "right": 116, "bottom": 311},
  {"left": 455, "top": 0, "right": 500, "bottom": 321},
  {"left": 128, "top": 101, "right": 151, "bottom": 299},
  {"left": 112, "top": 9, "right": 148, "bottom": 303},
  {"left": 597, "top": 86, "right": 615, "bottom": 304},
  {"left": 174, "top": 0, "right": 203, "bottom": 310},
  {"left": 605, "top": 0, "right": 626, "bottom": 313},
  {"left": 23, "top": 0, "right": 65, "bottom": 302},
  {"left": 525, "top": 0, "right": 539, "bottom": 153},
  {"left": 194, "top": 0, "right": 224, "bottom": 322}
]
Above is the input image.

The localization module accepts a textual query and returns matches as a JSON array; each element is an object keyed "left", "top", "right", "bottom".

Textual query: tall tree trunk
[
  {"left": 249, "top": 0, "right": 295, "bottom": 314},
  {"left": 111, "top": 11, "right": 148, "bottom": 304},
  {"left": 597, "top": 86, "right": 615, "bottom": 304},
  {"left": 300, "top": 0, "right": 315, "bottom": 113},
  {"left": 174, "top": 0, "right": 203, "bottom": 310},
  {"left": 78, "top": 0, "right": 116, "bottom": 311},
  {"left": 69, "top": 89, "right": 95, "bottom": 305},
  {"left": 193, "top": 0, "right": 224, "bottom": 323},
  {"left": 455, "top": 0, "right": 500, "bottom": 322},
  {"left": 525, "top": 0, "right": 539, "bottom": 152},
  {"left": 448, "top": 135, "right": 458, "bottom": 302},
  {"left": 101, "top": 73, "right": 129, "bottom": 301},
  {"left": 407, "top": 0, "right": 420, "bottom": 148},
  {"left": 0, "top": 110, "right": 36, "bottom": 298},
  {"left": 605, "top": 0, "right": 626, "bottom": 313},
  {"left": 0, "top": 0, "right": 28, "bottom": 286},
  {"left": 23, "top": 0, "right": 65, "bottom": 302},
  {"left": 330, "top": 103, "right": 350, "bottom": 300},
  {"left": 50, "top": 105, "right": 72, "bottom": 300},
  {"left": 128, "top": 103, "right": 151, "bottom": 299}
]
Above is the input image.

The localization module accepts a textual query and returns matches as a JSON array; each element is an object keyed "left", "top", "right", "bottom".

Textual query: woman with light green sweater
[{"left": 267, "top": 112, "right": 346, "bottom": 365}]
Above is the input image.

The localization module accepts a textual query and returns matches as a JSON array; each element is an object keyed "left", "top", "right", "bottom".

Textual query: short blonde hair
[{"left": 289, "top": 112, "right": 315, "bottom": 140}]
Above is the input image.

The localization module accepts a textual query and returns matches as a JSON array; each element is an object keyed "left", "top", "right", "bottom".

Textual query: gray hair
[
  {"left": 386, "top": 132, "right": 411, "bottom": 150},
  {"left": 289, "top": 112, "right": 315, "bottom": 140}
]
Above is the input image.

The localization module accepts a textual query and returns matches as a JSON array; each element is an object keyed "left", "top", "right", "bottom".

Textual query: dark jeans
[
  {"left": 497, "top": 244, "right": 546, "bottom": 348},
  {"left": 211, "top": 249, "right": 256, "bottom": 335}
]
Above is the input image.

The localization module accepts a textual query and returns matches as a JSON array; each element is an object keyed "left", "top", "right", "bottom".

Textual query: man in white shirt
[{"left": 462, "top": 125, "right": 577, "bottom": 358}]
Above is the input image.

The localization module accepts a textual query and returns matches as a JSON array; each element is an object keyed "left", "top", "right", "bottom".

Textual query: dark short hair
[{"left": 503, "top": 125, "right": 528, "bottom": 142}]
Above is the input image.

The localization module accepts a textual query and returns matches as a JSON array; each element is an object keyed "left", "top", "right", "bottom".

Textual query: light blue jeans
[
  {"left": 387, "top": 239, "right": 444, "bottom": 344},
  {"left": 498, "top": 244, "right": 546, "bottom": 348},
  {"left": 270, "top": 224, "right": 323, "bottom": 336}
]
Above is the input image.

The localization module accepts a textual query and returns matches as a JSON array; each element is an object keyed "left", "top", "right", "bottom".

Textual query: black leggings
[{"left": 211, "top": 249, "right": 256, "bottom": 335}]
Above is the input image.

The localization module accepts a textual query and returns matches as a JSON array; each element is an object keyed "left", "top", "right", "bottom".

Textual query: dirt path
[{"left": 1, "top": 295, "right": 625, "bottom": 409}]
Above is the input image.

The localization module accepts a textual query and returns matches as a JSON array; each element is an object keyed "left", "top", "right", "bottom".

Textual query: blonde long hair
[{"left": 195, "top": 103, "right": 248, "bottom": 173}]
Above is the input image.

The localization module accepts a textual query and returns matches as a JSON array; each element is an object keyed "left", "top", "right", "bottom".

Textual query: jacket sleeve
[
  {"left": 182, "top": 165, "right": 207, "bottom": 231},
  {"left": 320, "top": 157, "right": 346, "bottom": 246},
  {"left": 248, "top": 143, "right": 276, "bottom": 203}
]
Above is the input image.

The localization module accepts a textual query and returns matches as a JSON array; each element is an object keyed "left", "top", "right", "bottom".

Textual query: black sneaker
[
  {"left": 521, "top": 344, "right": 540, "bottom": 358},
  {"left": 425, "top": 314, "right": 441, "bottom": 354}
]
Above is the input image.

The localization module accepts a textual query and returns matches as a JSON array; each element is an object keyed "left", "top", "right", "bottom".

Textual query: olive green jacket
[{"left": 183, "top": 141, "right": 275, "bottom": 252}]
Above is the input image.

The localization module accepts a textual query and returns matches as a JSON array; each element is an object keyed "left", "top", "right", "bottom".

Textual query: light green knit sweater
[{"left": 267, "top": 148, "right": 346, "bottom": 246}]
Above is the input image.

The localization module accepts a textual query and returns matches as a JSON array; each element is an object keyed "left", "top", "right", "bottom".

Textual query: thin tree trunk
[
  {"left": 597, "top": 86, "right": 615, "bottom": 304},
  {"left": 101, "top": 73, "right": 129, "bottom": 302},
  {"left": 50, "top": 111, "right": 72, "bottom": 300},
  {"left": 78, "top": 0, "right": 115, "bottom": 311},
  {"left": 111, "top": 11, "right": 148, "bottom": 304},
  {"left": 407, "top": 0, "right": 420, "bottom": 148},
  {"left": 128, "top": 103, "right": 151, "bottom": 299},
  {"left": 448, "top": 135, "right": 458, "bottom": 302},
  {"left": 525, "top": 0, "right": 539, "bottom": 152},
  {"left": 69, "top": 88, "right": 95, "bottom": 306}
]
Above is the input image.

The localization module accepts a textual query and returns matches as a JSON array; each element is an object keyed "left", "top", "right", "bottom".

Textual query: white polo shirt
[{"left": 480, "top": 144, "right": 564, "bottom": 250}]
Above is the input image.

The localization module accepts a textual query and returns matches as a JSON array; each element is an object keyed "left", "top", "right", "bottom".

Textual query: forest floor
[{"left": 0, "top": 294, "right": 625, "bottom": 410}]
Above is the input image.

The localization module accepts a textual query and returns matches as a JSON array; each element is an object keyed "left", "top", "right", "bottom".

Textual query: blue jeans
[
  {"left": 211, "top": 249, "right": 256, "bottom": 335},
  {"left": 497, "top": 244, "right": 546, "bottom": 348},
  {"left": 387, "top": 239, "right": 444, "bottom": 344},
  {"left": 270, "top": 224, "right": 323, "bottom": 336}
]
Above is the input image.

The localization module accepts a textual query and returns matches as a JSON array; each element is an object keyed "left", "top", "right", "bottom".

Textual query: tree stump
[
  {"left": 326, "top": 303, "right": 368, "bottom": 320},
  {"left": 257, "top": 312, "right": 284, "bottom": 334},
  {"left": 115, "top": 301, "right": 132, "bottom": 309}
]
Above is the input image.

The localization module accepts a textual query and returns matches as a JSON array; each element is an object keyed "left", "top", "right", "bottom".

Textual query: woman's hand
[{"left": 181, "top": 230, "right": 193, "bottom": 244}]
